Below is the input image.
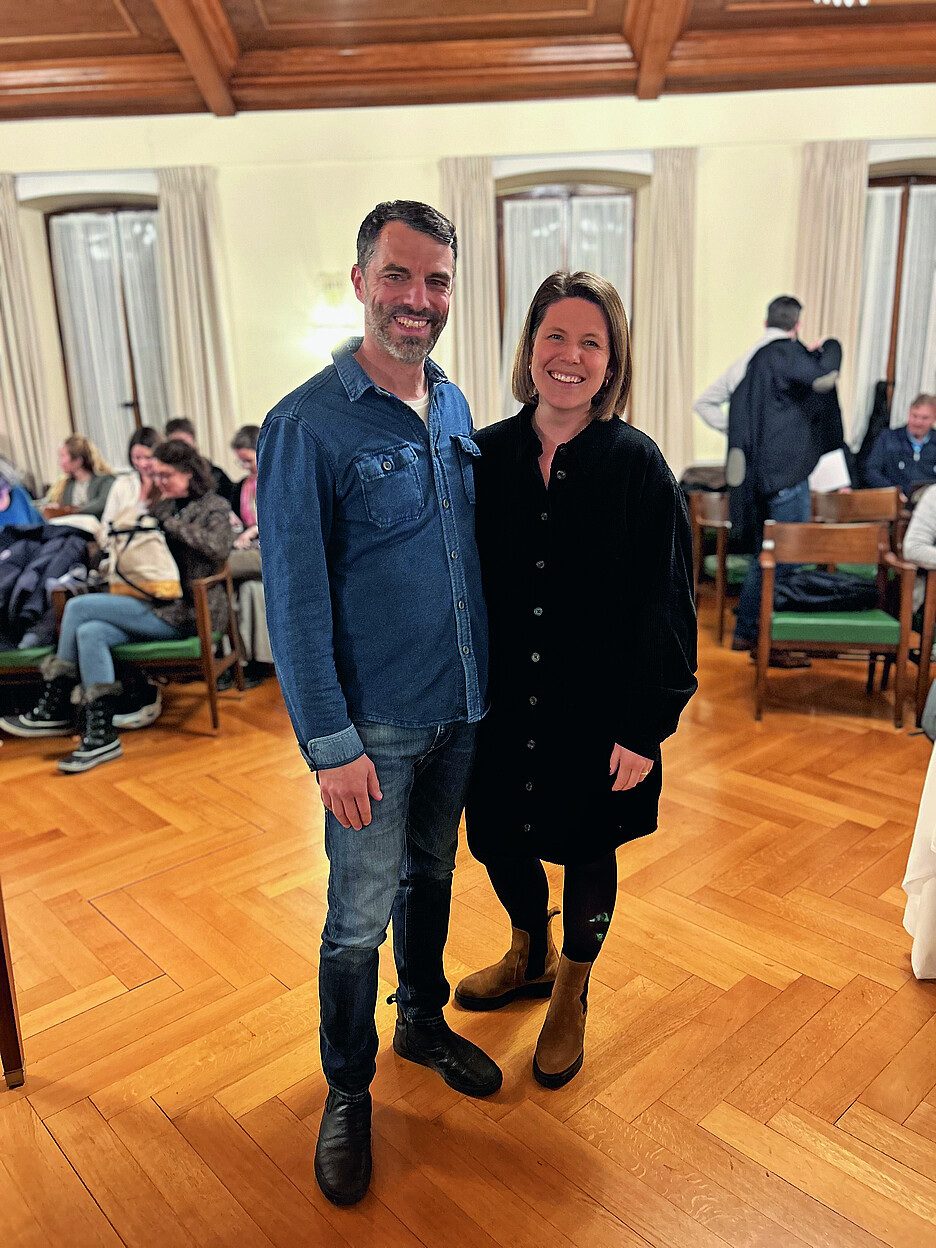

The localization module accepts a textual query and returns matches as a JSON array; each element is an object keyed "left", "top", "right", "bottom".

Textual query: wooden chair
[
  {"left": 755, "top": 521, "right": 914, "bottom": 726},
  {"left": 52, "top": 568, "right": 245, "bottom": 732},
  {"left": 810, "top": 486, "right": 901, "bottom": 526},
  {"left": 0, "top": 879, "right": 25, "bottom": 1089},
  {"left": 689, "top": 491, "right": 747, "bottom": 644}
]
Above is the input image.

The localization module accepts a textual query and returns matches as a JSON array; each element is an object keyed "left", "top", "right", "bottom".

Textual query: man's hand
[
  {"left": 319, "top": 754, "right": 382, "bottom": 829},
  {"left": 610, "top": 744, "right": 653, "bottom": 792}
]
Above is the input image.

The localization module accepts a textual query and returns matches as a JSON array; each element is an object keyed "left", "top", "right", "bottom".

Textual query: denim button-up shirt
[{"left": 257, "top": 339, "right": 488, "bottom": 771}]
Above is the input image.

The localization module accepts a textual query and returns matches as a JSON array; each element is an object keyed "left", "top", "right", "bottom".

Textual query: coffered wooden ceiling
[{"left": 0, "top": 0, "right": 934, "bottom": 120}]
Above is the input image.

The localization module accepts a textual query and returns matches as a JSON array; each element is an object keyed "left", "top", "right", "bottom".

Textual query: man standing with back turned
[{"left": 257, "top": 201, "right": 501, "bottom": 1208}]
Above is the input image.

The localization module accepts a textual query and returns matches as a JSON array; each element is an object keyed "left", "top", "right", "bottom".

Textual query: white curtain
[
  {"left": 892, "top": 185, "right": 936, "bottom": 429},
  {"left": 794, "top": 140, "right": 868, "bottom": 439},
  {"left": 49, "top": 210, "right": 169, "bottom": 467},
  {"left": 49, "top": 213, "right": 134, "bottom": 467},
  {"left": 569, "top": 195, "right": 634, "bottom": 320},
  {"left": 156, "top": 167, "right": 237, "bottom": 465},
  {"left": 851, "top": 186, "right": 902, "bottom": 449},
  {"left": 117, "top": 213, "right": 170, "bottom": 434},
  {"left": 632, "top": 148, "right": 696, "bottom": 479},
  {"left": 0, "top": 173, "right": 53, "bottom": 490},
  {"left": 439, "top": 157, "right": 501, "bottom": 428},
  {"left": 500, "top": 198, "right": 565, "bottom": 420}
]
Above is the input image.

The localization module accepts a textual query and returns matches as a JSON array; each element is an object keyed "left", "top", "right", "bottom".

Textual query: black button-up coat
[{"left": 465, "top": 407, "right": 697, "bottom": 866}]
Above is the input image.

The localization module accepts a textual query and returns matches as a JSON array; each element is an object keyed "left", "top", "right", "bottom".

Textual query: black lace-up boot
[
  {"left": 0, "top": 657, "right": 78, "bottom": 737},
  {"left": 57, "top": 683, "right": 123, "bottom": 773}
]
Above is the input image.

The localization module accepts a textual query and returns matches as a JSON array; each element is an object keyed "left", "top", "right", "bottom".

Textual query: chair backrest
[
  {"left": 689, "top": 491, "right": 730, "bottom": 527},
  {"left": 763, "top": 520, "right": 888, "bottom": 566},
  {"left": 811, "top": 487, "right": 900, "bottom": 524}
]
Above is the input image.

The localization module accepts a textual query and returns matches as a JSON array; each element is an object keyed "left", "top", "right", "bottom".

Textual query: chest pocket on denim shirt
[
  {"left": 450, "top": 434, "right": 481, "bottom": 505},
  {"left": 354, "top": 444, "right": 424, "bottom": 527}
]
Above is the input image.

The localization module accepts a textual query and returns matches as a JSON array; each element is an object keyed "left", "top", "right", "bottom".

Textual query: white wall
[{"left": 2, "top": 82, "right": 935, "bottom": 476}]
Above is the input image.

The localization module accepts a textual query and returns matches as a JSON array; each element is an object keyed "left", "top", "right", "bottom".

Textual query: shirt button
[
  {"left": 533, "top": 607, "right": 543, "bottom": 617},
  {"left": 382, "top": 461, "right": 393, "bottom": 471},
  {"left": 555, "top": 469, "right": 566, "bottom": 481},
  {"left": 529, "top": 696, "right": 537, "bottom": 705},
  {"left": 535, "top": 560, "right": 545, "bottom": 569},
  {"left": 531, "top": 652, "right": 540, "bottom": 662},
  {"left": 457, "top": 600, "right": 465, "bottom": 610},
  {"left": 450, "top": 550, "right": 458, "bottom": 559},
  {"left": 526, "top": 740, "right": 536, "bottom": 749},
  {"left": 525, "top": 782, "right": 533, "bottom": 791},
  {"left": 540, "top": 512, "right": 548, "bottom": 521},
  {"left": 442, "top": 499, "right": 450, "bottom": 509},
  {"left": 462, "top": 646, "right": 470, "bottom": 655},
  {"left": 523, "top": 823, "right": 531, "bottom": 833}
]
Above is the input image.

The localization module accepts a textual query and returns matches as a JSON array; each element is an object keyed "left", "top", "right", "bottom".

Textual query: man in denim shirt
[{"left": 257, "top": 201, "right": 500, "bottom": 1207}]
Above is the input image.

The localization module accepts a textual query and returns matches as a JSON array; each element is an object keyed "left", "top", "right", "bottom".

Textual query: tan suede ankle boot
[
  {"left": 532, "top": 955, "right": 592, "bottom": 1088},
  {"left": 455, "top": 906, "right": 560, "bottom": 1011}
]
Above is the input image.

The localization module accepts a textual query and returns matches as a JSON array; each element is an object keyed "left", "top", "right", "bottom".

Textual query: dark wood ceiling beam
[
  {"left": 151, "top": 0, "right": 236, "bottom": 116},
  {"left": 0, "top": 54, "right": 202, "bottom": 120},
  {"left": 632, "top": 0, "right": 695, "bottom": 100},
  {"left": 232, "top": 37, "right": 639, "bottom": 110},
  {"left": 669, "top": 22, "right": 936, "bottom": 82}
]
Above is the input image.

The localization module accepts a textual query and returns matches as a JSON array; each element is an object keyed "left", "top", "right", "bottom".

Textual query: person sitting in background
[
  {"left": 1, "top": 441, "right": 233, "bottom": 773},
  {"left": 865, "top": 394, "right": 936, "bottom": 495},
  {"left": 226, "top": 424, "right": 272, "bottom": 688},
  {"left": 42, "top": 435, "right": 115, "bottom": 521},
  {"left": 901, "top": 481, "right": 936, "bottom": 618},
  {"left": 164, "top": 417, "right": 235, "bottom": 505},
  {"left": 99, "top": 427, "right": 162, "bottom": 543},
  {"left": 0, "top": 456, "right": 42, "bottom": 529}
]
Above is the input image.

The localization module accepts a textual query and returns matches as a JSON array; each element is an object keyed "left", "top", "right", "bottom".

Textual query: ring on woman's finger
[{"left": 639, "top": 770, "right": 650, "bottom": 778}]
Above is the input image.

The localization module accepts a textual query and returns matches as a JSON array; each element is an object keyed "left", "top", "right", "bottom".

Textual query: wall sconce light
[{"left": 303, "top": 271, "right": 361, "bottom": 364}]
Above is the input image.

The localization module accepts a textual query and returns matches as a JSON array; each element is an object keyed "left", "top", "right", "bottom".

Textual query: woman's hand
[
  {"left": 234, "top": 525, "right": 258, "bottom": 550},
  {"left": 609, "top": 743, "right": 653, "bottom": 792}
]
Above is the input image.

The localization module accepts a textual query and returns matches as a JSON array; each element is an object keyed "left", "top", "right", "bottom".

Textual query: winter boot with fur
[
  {"left": 455, "top": 906, "right": 560, "bottom": 1011},
  {"left": 532, "top": 955, "right": 592, "bottom": 1089},
  {"left": 58, "top": 683, "right": 123, "bottom": 773},
  {"left": 0, "top": 657, "right": 78, "bottom": 737}
]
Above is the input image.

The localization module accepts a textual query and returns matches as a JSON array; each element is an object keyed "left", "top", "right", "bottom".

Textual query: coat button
[
  {"left": 525, "top": 782, "right": 533, "bottom": 791},
  {"left": 533, "top": 607, "right": 543, "bottom": 616},
  {"left": 529, "top": 696, "right": 537, "bottom": 705},
  {"left": 526, "top": 740, "right": 535, "bottom": 749},
  {"left": 523, "top": 823, "right": 531, "bottom": 832},
  {"left": 540, "top": 512, "right": 548, "bottom": 521},
  {"left": 457, "top": 600, "right": 465, "bottom": 610},
  {"left": 535, "top": 560, "right": 545, "bottom": 569},
  {"left": 555, "top": 469, "right": 566, "bottom": 481},
  {"left": 531, "top": 652, "right": 540, "bottom": 662},
  {"left": 462, "top": 646, "right": 470, "bottom": 655},
  {"left": 442, "top": 499, "right": 450, "bottom": 508},
  {"left": 450, "top": 550, "right": 458, "bottom": 559},
  {"left": 382, "top": 460, "right": 393, "bottom": 471}
]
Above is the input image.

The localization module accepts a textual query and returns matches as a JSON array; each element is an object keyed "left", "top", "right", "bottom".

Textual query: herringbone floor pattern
[{"left": 2, "top": 593, "right": 935, "bottom": 1247}]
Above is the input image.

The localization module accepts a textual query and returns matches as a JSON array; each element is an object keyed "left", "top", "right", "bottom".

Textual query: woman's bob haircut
[{"left": 510, "top": 270, "right": 632, "bottom": 422}]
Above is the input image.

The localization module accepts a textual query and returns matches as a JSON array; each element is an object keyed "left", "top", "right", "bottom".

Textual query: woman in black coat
[{"left": 457, "top": 271, "right": 697, "bottom": 1088}]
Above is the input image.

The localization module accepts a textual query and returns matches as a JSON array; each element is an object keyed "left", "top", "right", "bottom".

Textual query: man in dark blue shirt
[
  {"left": 865, "top": 394, "right": 936, "bottom": 495},
  {"left": 257, "top": 201, "right": 500, "bottom": 1207}
]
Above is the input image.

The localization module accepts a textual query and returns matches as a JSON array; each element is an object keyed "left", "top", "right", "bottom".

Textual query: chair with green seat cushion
[
  {"left": 51, "top": 570, "right": 244, "bottom": 733},
  {"left": 755, "top": 521, "right": 914, "bottom": 726},
  {"left": 689, "top": 491, "right": 735, "bottom": 644},
  {"left": 0, "top": 646, "right": 53, "bottom": 673},
  {"left": 703, "top": 553, "right": 750, "bottom": 586}
]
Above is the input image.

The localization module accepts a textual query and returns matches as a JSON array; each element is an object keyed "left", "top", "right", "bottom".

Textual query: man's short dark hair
[
  {"left": 766, "top": 296, "right": 803, "bottom": 332},
  {"left": 165, "top": 417, "right": 196, "bottom": 441},
  {"left": 356, "top": 201, "right": 457, "bottom": 273}
]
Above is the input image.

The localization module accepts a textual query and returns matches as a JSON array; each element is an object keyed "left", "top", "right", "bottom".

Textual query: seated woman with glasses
[{"left": 1, "top": 441, "right": 233, "bottom": 773}]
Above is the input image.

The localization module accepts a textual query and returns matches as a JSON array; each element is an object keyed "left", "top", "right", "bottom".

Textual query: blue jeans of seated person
[
  {"left": 734, "top": 478, "right": 811, "bottom": 643},
  {"left": 58, "top": 593, "right": 182, "bottom": 686},
  {"left": 318, "top": 718, "right": 477, "bottom": 1099}
]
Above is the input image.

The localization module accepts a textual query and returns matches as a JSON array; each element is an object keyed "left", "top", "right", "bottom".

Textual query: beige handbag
[{"left": 108, "top": 507, "right": 182, "bottom": 601}]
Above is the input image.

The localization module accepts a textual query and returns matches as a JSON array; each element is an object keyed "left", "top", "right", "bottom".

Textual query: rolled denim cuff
[{"left": 303, "top": 723, "right": 365, "bottom": 771}]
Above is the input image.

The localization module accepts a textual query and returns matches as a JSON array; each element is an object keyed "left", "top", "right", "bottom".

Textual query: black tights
[{"left": 485, "top": 851, "right": 617, "bottom": 976}]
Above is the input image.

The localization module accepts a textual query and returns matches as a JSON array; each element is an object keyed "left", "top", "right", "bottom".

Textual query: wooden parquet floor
[{"left": 2, "top": 592, "right": 935, "bottom": 1247}]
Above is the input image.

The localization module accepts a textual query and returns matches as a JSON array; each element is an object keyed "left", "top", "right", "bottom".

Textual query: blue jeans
[
  {"left": 318, "top": 718, "right": 477, "bottom": 1097},
  {"left": 58, "top": 593, "right": 182, "bottom": 686},
  {"left": 735, "top": 479, "right": 811, "bottom": 642}
]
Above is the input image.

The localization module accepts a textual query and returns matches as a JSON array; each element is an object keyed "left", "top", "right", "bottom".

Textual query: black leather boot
[
  {"left": 57, "top": 684, "right": 123, "bottom": 774},
  {"left": 314, "top": 1090, "right": 372, "bottom": 1206},
  {"left": 392, "top": 1005, "right": 502, "bottom": 1096},
  {"left": 0, "top": 656, "right": 78, "bottom": 737}
]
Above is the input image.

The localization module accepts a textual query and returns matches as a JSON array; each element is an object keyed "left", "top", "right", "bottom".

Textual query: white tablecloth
[{"left": 903, "top": 743, "right": 936, "bottom": 979}]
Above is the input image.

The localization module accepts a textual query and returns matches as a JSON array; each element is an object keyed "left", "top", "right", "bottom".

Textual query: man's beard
[{"left": 366, "top": 301, "right": 446, "bottom": 364}]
